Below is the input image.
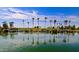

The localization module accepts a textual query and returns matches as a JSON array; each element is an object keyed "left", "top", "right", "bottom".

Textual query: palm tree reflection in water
[
  {"left": 27, "top": 33, "right": 29, "bottom": 40},
  {"left": 9, "top": 32, "right": 16, "bottom": 40},
  {"left": 1, "top": 32, "right": 8, "bottom": 40},
  {"left": 67, "top": 33, "right": 70, "bottom": 43},
  {"left": 32, "top": 36, "right": 34, "bottom": 45},
  {"left": 37, "top": 33, "right": 39, "bottom": 45},
  {"left": 43, "top": 34, "right": 47, "bottom": 45},
  {"left": 63, "top": 34, "right": 67, "bottom": 43},
  {"left": 44, "top": 40, "right": 46, "bottom": 45},
  {"left": 23, "top": 34, "right": 25, "bottom": 41},
  {"left": 53, "top": 35, "right": 56, "bottom": 43},
  {"left": 49, "top": 34, "right": 51, "bottom": 43}
]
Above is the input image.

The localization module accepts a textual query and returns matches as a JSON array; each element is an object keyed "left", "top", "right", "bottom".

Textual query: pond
[{"left": 0, "top": 32, "right": 79, "bottom": 52}]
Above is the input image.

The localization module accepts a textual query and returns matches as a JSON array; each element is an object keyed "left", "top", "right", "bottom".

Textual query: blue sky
[
  {"left": 0, "top": 7, "right": 79, "bottom": 28},
  {"left": 18, "top": 7, "right": 79, "bottom": 15}
]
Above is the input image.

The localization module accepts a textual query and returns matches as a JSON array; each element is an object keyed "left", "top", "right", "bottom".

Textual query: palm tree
[
  {"left": 69, "top": 20, "right": 71, "bottom": 26},
  {"left": 27, "top": 22, "right": 30, "bottom": 32},
  {"left": 44, "top": 17, "right": 47, "bottom": 28},
  {"left": 49, "top": 20, "right": 52, "bottom": 33},
  {"left": 37, "top": 18, "right": 40, "bottom": 28},
  {"left": 9, "top": 22, "right": 14, "bottom": 28},
  {"left": 72, "top": 25, "right": 76, "bottom": 30},
  {"left": 37, "top": 18, "right": 40, "bottom": 32},
  {"left": 54, "top": 20, "right": 57, "bottom": 28},
  {"left": 32, "top": 18, "right": 34, "bottom": 28},
  {"left": 49, "top": 20, "right": 52, "bottom": 28},
  {"left": 27, "top": 22, "right": 29, "bottom": 28},
  {"left": 64, "top": 20, "right": 68, "bottom": 27},
  {"left": 22, "top": 20, "right": 24, "bottom": 28}
]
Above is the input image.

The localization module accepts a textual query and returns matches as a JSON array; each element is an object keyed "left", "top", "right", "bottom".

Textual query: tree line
[{"left": 0, "top": 17, "right": 79, "bottom": 30}]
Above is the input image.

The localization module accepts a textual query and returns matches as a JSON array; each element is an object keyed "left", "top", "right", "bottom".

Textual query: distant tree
[
  {"left": 27, "top": 22, "right": 29, "bottom": 28},
  {"left": 9, "top": 22, "right": 14, "bottom": 28},
  {"left": 2, "top": 21, "right": 8, "bottom": 29},
  {"left": 64, "top": 20, "right": 68, "bottom": 26},
  {"left": 54, "top": 20, "right": 57, "bottom": 28},
  {"left": 60, "top": 25, "right": 64, "bottom": 29},
  {"left": 44, "top": 17, "right": 47, "bottom": 28},
  {"left": 37, "top": 18, "right": 40, "bottom": 28},
  {"left": 49, "top": 20, "right": 52, "bottom": 28},
  {"left": 77, "top": 27, "right": 79, "bottom": 30},
  {"left": 22, "top": 20, "right": 24, "bottom": 28},
  {"left": 69, "top": 20, "right": 71, "bottom": 26},
  {"left": 34, "top": 26, "right": 40, "bottom": 28},
  {"left": 71, "top": 25, "right": 76, "bottom": 30},
  {"left": 32, "top": 18, "right": 34, "bottom": 28}
]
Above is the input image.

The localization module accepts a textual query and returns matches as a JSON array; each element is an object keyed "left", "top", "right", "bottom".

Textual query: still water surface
[{"left": 0, "top": 32, "right": 79, "bottom": 52}]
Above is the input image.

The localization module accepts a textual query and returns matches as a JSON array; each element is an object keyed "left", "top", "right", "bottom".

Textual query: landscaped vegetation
[{"left": 0, "top": 17, "right": 79, "bottom": 33}]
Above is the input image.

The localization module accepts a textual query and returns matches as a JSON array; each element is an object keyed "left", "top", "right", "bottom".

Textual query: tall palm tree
[
  {"left": 27, "top": 22, "right": 30, "bottom": 32},
  {"left": 69, "top": 20, "right": 71, "bottom": 26},
  {"left": 37, "top": 18, "right": 40, "bottom": 28},
  {"left": 32, "top": 18, "right": 34, "bottom": 28},
  {"left": 49, "top": 20, "right": 52, "bottom": 28},
  {"left": 44, "top": 17, "right": 47, "bottom": 28},
  {"left": 27, "top": 22, "right": 29, "bottom": 28},
  {"left": 54, "top": 20, "right": 57, "bottom": 28},
  {"left": 22, "top": 20, "right": 24, "bottom": 28},
  {"left": 49, "top": 20, "right": 52, "bottom": 33},
  {"left": 37, "top": 18, "right": 40, "bottom": 32},
  {"left": 64, "top": 20, "right": 68, "bottom": 27}
]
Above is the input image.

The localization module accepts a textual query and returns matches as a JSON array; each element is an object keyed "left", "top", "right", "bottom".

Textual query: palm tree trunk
[
  {"left": 32, "top": 18, "right": 35, "bottom": 28},
  {"left": 45, "top": 19, "right": 46, "bottom": 28},
  {"left": 37, "top": 18, "right": 39, "bottom": 33},
  {"left": 33, "top": 20, "right": 34, "bottom": 28},
  {"left": 23, "top": 20, "right": 24, "bottom": 28},
  {"left": 49, "top": 22, "right": 51, "bottom": 33},
  {"left": 32, "top": 19, "right": 34, "bottom": 28},
  {"left": 27, "top": 21, "right": 29, "bottom": 32}
]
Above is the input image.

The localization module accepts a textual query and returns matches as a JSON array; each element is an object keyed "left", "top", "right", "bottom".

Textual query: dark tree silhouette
[
  {"left": 54, "top": 20, "right": 57, "bottom": 28},
  {"left": 2, "top": 21, "right": 8, "bottom": 29},
  {"left": 32, "top": 18, "right": 34, "bottom": 28},
  {"left": 9, "top": 22, "right": 14, "bottom": 28},
  {"left": 44, "top": 17, "right": 47, "bottom": 28}
]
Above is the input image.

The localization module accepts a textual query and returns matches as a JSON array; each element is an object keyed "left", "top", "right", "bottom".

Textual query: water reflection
[
  {"left": 36, "top": 33, "right": 39, "bottom": 45},
  {"left": 32, "top": 33, "right": 34, "bottom": 44},
  {"left": 53, "top": 35, "right": 56, "bottom": 43},
  {"left": 32, "top": 39, "right": 34, "bottom": 45},
  {"left": 27, "top": 33, "right": 29, "bottom": 40},
  {"left": 44, "top": 40, "right": 46, "bottom": 45},
  {"left": 9, "top": 32, "right": 18, "bottom": 40},
  {"left": 0, "top": 32, "right": 78, "bottom": 51},
  {"left": 0, "top": 32, "right": 8, "bottom": 39}
]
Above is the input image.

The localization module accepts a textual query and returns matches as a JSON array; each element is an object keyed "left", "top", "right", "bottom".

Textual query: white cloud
[
  {"left": 0, "top": 7, "right": 78, "bottom": 22},
  {"left": 10, "top": 13, "right": 28, "bottom": 19},
  {"left": 0, "top": 7, "right": 39, "bottom": 20}
]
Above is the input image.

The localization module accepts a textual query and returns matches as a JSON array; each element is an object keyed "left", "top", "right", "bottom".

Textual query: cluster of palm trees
[
  {"left": 0, "top": 17, "right": 77, "bottom": 30},
  {"left": 30, "top": 17, "right": 72, "bottom": 29},
  {"left": 1, "top": 21, "right": 14, "bottom": 29}
]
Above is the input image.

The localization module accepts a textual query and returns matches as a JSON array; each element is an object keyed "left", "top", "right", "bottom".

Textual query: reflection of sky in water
[{"left": 0, "top": 32, "right": 79, "bottom": 51}]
